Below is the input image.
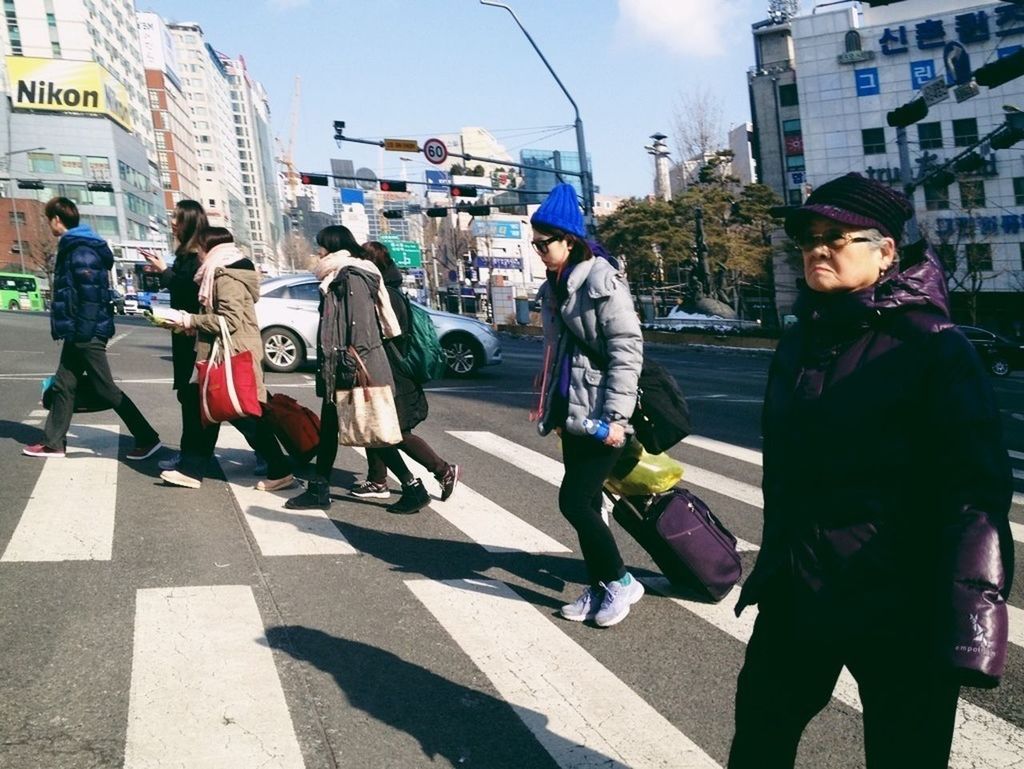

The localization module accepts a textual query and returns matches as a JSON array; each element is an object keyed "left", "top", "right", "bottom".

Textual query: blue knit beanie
[{"left": 531, "top": 183, "right": 585, "bottom": 238}]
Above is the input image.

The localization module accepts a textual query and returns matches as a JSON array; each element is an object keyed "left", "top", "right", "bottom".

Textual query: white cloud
[{"left": 617, "top": 0, "right": 758, "bottom": 58}]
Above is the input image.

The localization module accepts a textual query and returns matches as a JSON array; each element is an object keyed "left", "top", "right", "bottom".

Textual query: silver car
[{"left": 255, "top": 273, "right": 502, "bottom": 376}]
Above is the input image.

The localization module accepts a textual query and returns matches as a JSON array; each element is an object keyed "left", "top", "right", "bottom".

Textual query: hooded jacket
[
  {"left": 188, "top": 258, "right": 268, "bottom": 403},
  {"left": 535, "top": 256, "right": 643, "bottom": 436},
  {"left": 739, "top": 241, "right": 1013, "bottom": 685},
  {"left": 50, "top": 225, "right": 115, "bottom": 342}
]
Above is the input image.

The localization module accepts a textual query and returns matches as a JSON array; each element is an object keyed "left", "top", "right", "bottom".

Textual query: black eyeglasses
[
  {"left": 795, "top": 230, "right": 875, "bottom": 252},
  {"left": 531, "top": 235, "right": 561, "bottom": 254}
]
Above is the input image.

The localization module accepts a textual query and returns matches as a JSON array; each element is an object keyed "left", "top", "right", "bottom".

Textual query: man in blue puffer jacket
[{"left": 23, "top": 197, "right": 161, "bottom": 460}]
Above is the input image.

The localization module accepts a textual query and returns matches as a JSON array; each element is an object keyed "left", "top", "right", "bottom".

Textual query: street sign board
[
  {"left": 920, "top": 76, "right": 949, "bottom": 107},
  {"left": 379, "top": 234, "right": 422, "bottom": 269},
  {"left": 384, "top": 138, "right": 420, "bottom": 153},
  {"left": 423, "top": 137, "right": 448, "bottom": 166}
]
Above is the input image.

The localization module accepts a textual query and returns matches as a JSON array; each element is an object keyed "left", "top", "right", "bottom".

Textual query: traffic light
[
  {"left": 86, "top": 181, "right": 114, "bottom": 192},
  {"left": 426, "top": 207, "right": 448, "bottom": 218},
  {"left": 450, "top": 185, "right": 478, "bottom": 198},
  {"left": 300, "top": 173, "right": 329, "bottom": 186},
  {"left": 16, "top": 179, "right": 44, "bottom": 190},
  {"left": 925, "top": 168, "right": 957, "bottom": 188},
  {"left": 465, "top": 205, "right": 491, "bottom": 216},
  {"left": 379, "top": 180, "right": 407, "bottom": 192},
  {"left": 382, "top": 210, "right": 404, "bottom": 219},
  {"left": 954, "top": 152, "right": 986, "bottom": 173},
  {"left": 333, "top": 120, "right": 345, "bottom": 140},
  {"left": 974, "top": 48, "right": 1024, "bottom": 88},
  {"left": 886, "top": 97, "right": 928, "bottom": 127},
  {"left": 991, "top": 111, "right": 1024, "bottom": 149}
]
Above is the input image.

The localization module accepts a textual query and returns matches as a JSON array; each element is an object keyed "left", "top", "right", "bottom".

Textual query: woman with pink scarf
[{"left": 159, "top": 227, "right": 293, "bottom": 491}]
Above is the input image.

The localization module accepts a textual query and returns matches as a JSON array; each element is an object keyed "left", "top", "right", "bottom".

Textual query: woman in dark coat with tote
[
  {"left": 353, "top": 241, "right": 460, "bottom": 515},
  {"left": 285, "top": 226, "right": 403, "bottom": 511},
  {"left": 142, "top": 199, "right": 207, "bottom": 471},
  {"left": 728, "top": 174, "right": 1013, "bottom": 769}
]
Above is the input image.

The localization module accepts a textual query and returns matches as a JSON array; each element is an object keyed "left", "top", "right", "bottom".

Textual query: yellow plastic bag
[{"left": 604, "top": 437, "right": 683, "bottom": 496}]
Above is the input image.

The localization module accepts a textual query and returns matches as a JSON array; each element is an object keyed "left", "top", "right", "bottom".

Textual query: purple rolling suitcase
[{"left": 611, "top": 488, "right": 742, "bottom": 602}]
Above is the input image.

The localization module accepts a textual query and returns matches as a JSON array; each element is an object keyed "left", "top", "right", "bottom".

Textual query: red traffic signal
[
  {"left": 379, "top": 180, "right": 407, "bottom": 192},
  {"left": 300, "top": 173, "right": 330, "bottom": 186},
  {"left": 450, "top": 185, "right": 478, "bottom": 198}
]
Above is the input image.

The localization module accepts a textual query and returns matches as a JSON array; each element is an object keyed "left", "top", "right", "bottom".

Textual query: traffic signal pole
[{"left": 895, "top": 125, "right": 920, "bottom": 243}]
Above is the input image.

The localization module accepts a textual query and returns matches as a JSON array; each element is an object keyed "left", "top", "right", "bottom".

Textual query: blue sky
[{"left": 139, "top": 0, "right": 770, "bottom": 198}]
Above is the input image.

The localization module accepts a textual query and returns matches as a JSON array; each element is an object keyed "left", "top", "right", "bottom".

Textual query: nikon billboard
[{"left": 5, "top": 56, "right": 132, "bottom": 131}]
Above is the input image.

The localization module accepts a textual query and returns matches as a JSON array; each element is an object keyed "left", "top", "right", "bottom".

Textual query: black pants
[
  {"left": 176, "top": 383, "right": 204, "bottom": 456},
  {"left": 728, "top": 585, "right": 961, "bottom": 769},
  {"left": 44, "top": 339, "right": 159, "bottom": 450},
  {"left": 179, "top": 404, "right": 290, "bottom": 482},
  {"left": 559, "top": 432, "right": 626, "bottom": 585},
  {"left": 366, "top": 433, "right": 447, "bottom": 486}
]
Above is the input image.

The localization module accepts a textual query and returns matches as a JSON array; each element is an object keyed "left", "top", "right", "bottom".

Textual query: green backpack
[{"left": 394, "top": 295, "right": 447, "bottom": 384}]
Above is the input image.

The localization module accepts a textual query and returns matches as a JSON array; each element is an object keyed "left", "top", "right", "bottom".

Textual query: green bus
[{"left": 0, "top": 272, "right": 44, "bottom": 311}]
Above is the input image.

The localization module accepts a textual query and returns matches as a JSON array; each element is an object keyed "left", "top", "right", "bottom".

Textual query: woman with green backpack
[{"left": 346, "top": 241, "right": 460, "bottom": 514}]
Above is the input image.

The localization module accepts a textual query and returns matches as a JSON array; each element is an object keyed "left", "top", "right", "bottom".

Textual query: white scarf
[
  {"left": 313, "top": 250, "right": 401, "bottom": 338},
  {"left": 194, "top": 243, "right": 244, "bottom": 309}
]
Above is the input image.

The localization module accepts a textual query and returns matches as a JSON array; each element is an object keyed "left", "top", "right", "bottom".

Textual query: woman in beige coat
[{"left": 159, "top": 227, "right": 293, "bottom": 491}]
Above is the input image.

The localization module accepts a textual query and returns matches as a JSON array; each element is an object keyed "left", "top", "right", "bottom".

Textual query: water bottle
[{"left": 582, "top": 418, "right": 623, "bottom": 447}]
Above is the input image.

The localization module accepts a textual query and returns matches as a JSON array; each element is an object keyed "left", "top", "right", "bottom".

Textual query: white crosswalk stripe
[
  {"left": 407, "top": 578, "right": 721, "bottom": 769},
  {"left": 123, "top": 585, "right": 304, "bottom": 769},
  {"left": 2, "top": 424, "right": 120, "bottom": 562}
]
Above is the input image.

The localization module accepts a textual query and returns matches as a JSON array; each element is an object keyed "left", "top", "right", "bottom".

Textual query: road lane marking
[
  {"left": 2, "top": 425, "right": 120, "bottom": 562},
  {"left": 683, "top": 435, "right": 763, "bottom": 466},
  {"left": 449, "top": 431, "right": 760, "bottom": 552},
  {"left": 645, "top": 577, "right": 1024, "bottom": 769},
  {"left": 407, "top": 578, "right": 721, "bottom": 769},
  {"left": 123, "top": 585, "right": 304, "bottom": 769},
  {"left": 351, "top": 446, "right": 569, "bottom": 554},
  {"left": 217, "top": 429, "right": 355, "bottom": 556}
]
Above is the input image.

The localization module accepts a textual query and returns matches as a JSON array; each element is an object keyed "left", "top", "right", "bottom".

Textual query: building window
[
  {"left": 959, "top": 180, "right": 986, "bottom": 209},
  {"left": 965, "top": 243, "right": 992, "bottom": 271},
  {"left": 917, "top": 122, "right": 943, "bottom": 150},
  {"left": 28, "top": 152, "right": 56, "bottom": 173},
  {"left": 787, "top": 189, "right": 803, "bottom": 205},
  {"left": 87, "top": 156, "right": 110, "bottom": 180},
  {"left": 1014, "top": 178, "right": 1024, "bottom": 206},
  {"left": 923, "top": 182, "right": 950, "bottom": 210},
  {"left": 845, "top": 30, "right": 862, "bottom": 52},
  {"left": 937, "top": 244, "right": 956, "bottom": 273},
  {"left": 59, "top": 155, "right": 83, "bottom": 175},
  {"left": 8, "top": 211, "right": 26, "bottom": 224},
  {"left": 782, "top": 119, "right": 801, "bottom": 134},
  {"left": 778, "top": 83, "right": 798, "bottom": 106},
  {"left": 51, "top": 41, "right": 60, "bottom": 56},
  {"left": 953, "top": 118, "right": 979, "bottom": 147},
  {"left": 785, "top": 154, "right": 805, "bottom": 170},
  {"left": 862, "top": 127, "right": 886, "bottom": 155}
]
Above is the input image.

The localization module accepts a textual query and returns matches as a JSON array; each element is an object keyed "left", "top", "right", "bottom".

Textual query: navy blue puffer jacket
[{"left": 50, "top": 226, "right": 115, "bottom": 342}]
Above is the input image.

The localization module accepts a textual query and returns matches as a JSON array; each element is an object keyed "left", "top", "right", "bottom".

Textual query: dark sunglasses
[
  {"left": 531, "top": 235, "right": 562, "bottom": 254},
  {"left": 795, "top": 230, "right": 874, "bottom": 252}
]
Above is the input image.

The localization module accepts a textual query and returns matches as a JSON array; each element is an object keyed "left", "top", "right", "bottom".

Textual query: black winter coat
[
  {"left": 160, "top": 251, "right": 201, "bottom": 389},
  {"left": 50, "top": 228, "right": 115, "bottom": 342},
  {"left": 739, "top": 241, "right": 1013, "bottom": 682},
  {"left": 381, "top": 264, "right": 428, "bottom": 432}
]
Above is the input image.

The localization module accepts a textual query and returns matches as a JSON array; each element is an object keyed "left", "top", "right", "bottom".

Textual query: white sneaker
[
  {"left": 594, "top": 575, "right": 644, "bottom": 627},
  {"left": 560, "top": 585, "right": 604, "bottom": 622},
  {"left": 160, "top": 469, "right": 201, "bottom": 489},
  {"left": 256, "top": 474, "right": 295, "bottom": 492}
]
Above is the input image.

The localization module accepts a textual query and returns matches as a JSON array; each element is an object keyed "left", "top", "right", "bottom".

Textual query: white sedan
[{"left": 255, "top": 273, "right": 502, "bottom": 376}]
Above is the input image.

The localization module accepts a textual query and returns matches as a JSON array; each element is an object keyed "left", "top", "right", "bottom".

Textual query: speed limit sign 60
[{"left": 423, "top": 138, "right": 448, "bottom": 166}]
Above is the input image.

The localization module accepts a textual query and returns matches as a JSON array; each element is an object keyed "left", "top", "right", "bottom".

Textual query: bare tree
[
  {"left": 280, "top": 232, "right": 315, "bottom": 273},
  {"left": 671, "top": 86, "right": 725, "bottom": 162}
]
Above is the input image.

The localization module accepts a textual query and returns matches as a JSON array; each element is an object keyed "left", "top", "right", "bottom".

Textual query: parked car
[
  {"left": 123, "top": 293, "right": 140, "bottom": 315},
  {"left": 958, "top": 325, "right": 1024, "bottom": 377},
  {"left": 255, "top": 273, "right": 503, "bottom": 376}
]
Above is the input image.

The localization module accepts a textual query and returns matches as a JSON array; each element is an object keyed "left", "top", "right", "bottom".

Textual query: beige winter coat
[{"left": 190, "top": 264, "right": 268, "bottom": 403}]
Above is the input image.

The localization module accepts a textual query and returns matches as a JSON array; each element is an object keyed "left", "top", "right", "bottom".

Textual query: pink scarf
[{"left": 194, "top": 243, "right": 243, "bottom": 309}]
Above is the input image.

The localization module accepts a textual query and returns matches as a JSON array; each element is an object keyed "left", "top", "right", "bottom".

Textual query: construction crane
[{"left": 275, "top": 76, "right": 302, "bottom": 208}]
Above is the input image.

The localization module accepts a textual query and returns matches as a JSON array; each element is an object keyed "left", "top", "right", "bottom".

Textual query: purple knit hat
[{"left": 772, "top": 172, "right": 915, "bottom": 243}]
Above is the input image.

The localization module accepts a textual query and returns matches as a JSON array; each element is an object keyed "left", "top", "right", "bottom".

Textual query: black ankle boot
[
  {"left": 285, "top": 477, "right": 331, "bottom": 510},
  {"left": 386, "top": 479, "right": 430, "bottom": 514}
]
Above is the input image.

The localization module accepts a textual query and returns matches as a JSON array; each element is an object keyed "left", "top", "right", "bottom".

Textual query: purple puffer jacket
[{"left": 738, "top": 240, "right": 1014, "bottom": 687}]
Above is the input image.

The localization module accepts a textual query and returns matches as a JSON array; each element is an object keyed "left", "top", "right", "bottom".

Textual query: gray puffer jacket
[{"left": 536, "top": 257, "right": 643, "bottom": 437}]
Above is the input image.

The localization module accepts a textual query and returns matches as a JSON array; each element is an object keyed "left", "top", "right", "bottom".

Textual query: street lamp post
[
  {"left": 5, "top": 145, "right": 45, "bottom": 273},
  {"left": 479, "top": 0, "right": 594, "bottom": 227}
]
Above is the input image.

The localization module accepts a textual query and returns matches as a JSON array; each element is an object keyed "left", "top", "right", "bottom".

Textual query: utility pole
[{"left": 693, "top": 207, "right": 710, "bottom": 297}]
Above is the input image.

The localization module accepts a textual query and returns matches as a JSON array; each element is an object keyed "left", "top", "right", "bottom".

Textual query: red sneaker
[
  {"left": 126, "top": 440, "right": 162, "bottom": 461},
  {"left": 23, "top": 443, "right": 65, "bottom": 458}
]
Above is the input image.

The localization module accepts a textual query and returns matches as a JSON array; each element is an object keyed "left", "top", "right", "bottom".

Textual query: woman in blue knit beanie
[{"left": 531, "top": 183, "right": 646, "bottom": 628}]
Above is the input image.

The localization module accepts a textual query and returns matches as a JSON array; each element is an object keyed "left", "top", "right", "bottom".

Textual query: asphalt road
[{"left": 1, "top": 310, "right": 1023, "bottom": 769}]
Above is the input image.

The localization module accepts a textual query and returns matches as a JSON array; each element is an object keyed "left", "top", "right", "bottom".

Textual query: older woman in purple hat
[{"left": 728, "top": 173, "right": 1014, "bottom": 768}]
